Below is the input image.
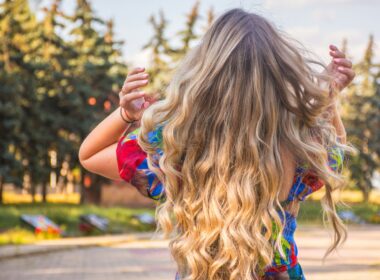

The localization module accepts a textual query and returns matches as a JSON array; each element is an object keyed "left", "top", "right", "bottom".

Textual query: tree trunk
[
  {"left": 363, "top": 191, "right": 370, "bottom": 202},
  {"left": 42, "top": 181, "right": 48, "bottom": 203},
  {"left": 30, "top": 174, "right": 36, "bottom": 203},
  {"left": 79, "top": 168, "right": 105, "bottom": 205},
  {"left": 80, "top": 169, "right": 86, "bottom": 204},
  {"left": 31, "top": 184, "right": 36, "bottom": 203},
  {"left": 91, "top": 175, "right": 102, "bottom": 205},
  {"left": 358, "top": 179, "right": 371, "bottom": 202},
  {"left": 0, "top": 175, "right": 4, "bottom": 204}
]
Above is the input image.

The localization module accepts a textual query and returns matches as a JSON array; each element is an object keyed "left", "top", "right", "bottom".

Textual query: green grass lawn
[
  {"left": 0, "top": 203, "right": 156, "bottom": 245},
  {"left": 0, "top": 201, "right": 379, "bottom": 246},
  {"left": 298, "top": 200, "right": 380, "bottom": 224}
]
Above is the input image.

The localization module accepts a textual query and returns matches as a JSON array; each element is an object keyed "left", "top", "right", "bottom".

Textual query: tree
[
  {"left": 0, "top": 0, "right": 129, "bottom": 204},
  {"left": 0, "top": 0, "right": 51, "bottom": 203},
  {"left": 37, "top": 0, "right": 76, "bottom": 202},
  {"left": 170, "top": 0, "right": 201, "bottom": 62},
  {"left": 0, "top": 0, "right": 24, "bottom": 203},
  {"left": 205, "top": 6, "right": 215, "bottom": 31},
  {"left": 342, "top": 35, "right": 380, "bottom": 201},
  {"left": 142, "top": 9, "right": 172, "bottom": 98},
  {"left": 143, "top": 1, "right": 206, "bottom": 98},
  {"left": 67, "top": 0, "right": 127, "bottom": 203}
]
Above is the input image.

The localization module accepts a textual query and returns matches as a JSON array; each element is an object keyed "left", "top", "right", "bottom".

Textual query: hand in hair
[
  {"left": 326, "top": 44, "right": 356, "bottom": 91},
  {"left": 119, "top": 67, "right": 155, "bottom": 121}
]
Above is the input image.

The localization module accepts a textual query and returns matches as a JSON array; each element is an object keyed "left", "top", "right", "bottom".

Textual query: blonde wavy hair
[{"left": 138, "top": 8, "right": 356, "bottom": 280}]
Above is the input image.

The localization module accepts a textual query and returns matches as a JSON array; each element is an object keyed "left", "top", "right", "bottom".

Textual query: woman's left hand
[
  {"left": 119, "top": 67, "right": 155, "bottom": 122},
  {"left": 326, "top": 44, "right": 355, "bottom": 91}
]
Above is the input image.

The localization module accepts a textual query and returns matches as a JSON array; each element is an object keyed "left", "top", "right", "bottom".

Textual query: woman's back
[{"left": 116, "top": 125, "right": 345, "bottom": 279}]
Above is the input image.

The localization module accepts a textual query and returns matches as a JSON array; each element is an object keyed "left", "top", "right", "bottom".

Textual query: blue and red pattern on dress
[{"left": 116, "top": 126, "right": 165, "bottom": 201}]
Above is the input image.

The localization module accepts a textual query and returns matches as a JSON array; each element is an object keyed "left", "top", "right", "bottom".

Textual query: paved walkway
[
  {"left": 0, "top": 225, "right": 379, "bottom": 280},
  {"left": 0, "top": 232, "right": 155, "bottom": 260}
]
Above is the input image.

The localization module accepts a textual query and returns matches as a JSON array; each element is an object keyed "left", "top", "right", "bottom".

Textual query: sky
[{"left": 32, "top": 0, "right": 380, "bottom": 68}]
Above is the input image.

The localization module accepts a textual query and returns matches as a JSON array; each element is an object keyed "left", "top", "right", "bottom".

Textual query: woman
[{"left": 79, "top": 8, "right": 356, "bottom": 280}]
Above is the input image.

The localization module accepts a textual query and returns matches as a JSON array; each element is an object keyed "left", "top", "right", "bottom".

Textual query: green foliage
[
  {"left": 0, "top": 0, "right": 45, "bottom": 202},
  {"left": 0, "top": 227, "right": 38, "bottom": 245},
  {"left": 0, "top": 0, "right": 128, "bottom": 204},
  {"left": 297, "top": 200, "right": 380, "bottom": 224},
  {"left": 143, "top": 2, "right": 214, "bottom": 98},
  {"left": 341, "top": 35, "right": 380, "bottom": 200},
  {"left": 67, "top": 0, "right": 128, "bottom": 203},
  {"left": 0, "top": 0, "right": 215, "bottom": 205}
]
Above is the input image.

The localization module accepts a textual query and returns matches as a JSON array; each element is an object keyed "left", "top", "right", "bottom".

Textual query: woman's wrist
[
  {"left": 330, "top": 100, "right": 347, "bottom": 143},
  {"left": 119, "top": 107, "right": 138, "bottom": 124},
  {"left": 119, "top": 107, "right": 141, "bottom": 135},
  {"left": 79, "top": 106, "right": 135, "bottom": 162},
  {"left": 325, "top": 85, "right": 339, "bottom": 113}
]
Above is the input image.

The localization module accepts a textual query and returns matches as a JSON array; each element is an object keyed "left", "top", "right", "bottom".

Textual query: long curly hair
[{"left": 138, "top": 8, "right": 356, "bottom": 280}]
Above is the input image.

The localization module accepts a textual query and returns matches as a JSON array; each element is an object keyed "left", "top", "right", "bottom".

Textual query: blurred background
[{"left": 0, "top": 0, "right": 379, "bottom": 279}]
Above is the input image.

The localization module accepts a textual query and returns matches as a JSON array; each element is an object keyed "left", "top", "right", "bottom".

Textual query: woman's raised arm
[
  {"left": 78, "top": 106, "right": 137, "bottom": 180},
  {"left": 324, "top": 44, "right": 355, "bottom": 144},
  {"left": 78, "top": 67, "right": 152, "bottom": 180}
]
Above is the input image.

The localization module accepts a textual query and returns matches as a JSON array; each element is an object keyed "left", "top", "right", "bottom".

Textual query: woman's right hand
[
  {"left": 326, "top": 45, "right": 355, "bottom": 92},
  {"left": 119, "top": 67, "right": 153, "bottom": 121}
]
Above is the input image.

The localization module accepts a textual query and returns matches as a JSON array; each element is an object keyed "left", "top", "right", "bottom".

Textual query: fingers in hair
[
  {"left": 120, "top": 91, "right": 145, "bottom": 106},
  {"left": 337, "top": 67, "right": 356, "bottom": 80},
  {"left": 333, "top": 58, "right": 352, "bottom": 68},
  {"left": 126, "top": 72, "right": 149, "bottom": 83},
  {"left": 121, "top": 79, "right": 148, "bottom": 94},
  {"left": 127, "top": 67, "right": 145, "bottom": 76}
]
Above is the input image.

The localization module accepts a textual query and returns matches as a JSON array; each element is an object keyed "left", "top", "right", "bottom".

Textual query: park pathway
[{"left": 0, "top": 225, "right": 379, "bottom": 280}]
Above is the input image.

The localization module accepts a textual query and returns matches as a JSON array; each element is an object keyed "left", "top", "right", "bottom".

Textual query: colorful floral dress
[{"left": 116, "top": 125, "right": 345, "bottom": 280}]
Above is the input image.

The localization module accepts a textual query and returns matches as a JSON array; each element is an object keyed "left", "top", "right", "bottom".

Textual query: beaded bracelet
[{"left": 120, "top": 107, "right": 137, "bottom": 124}]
